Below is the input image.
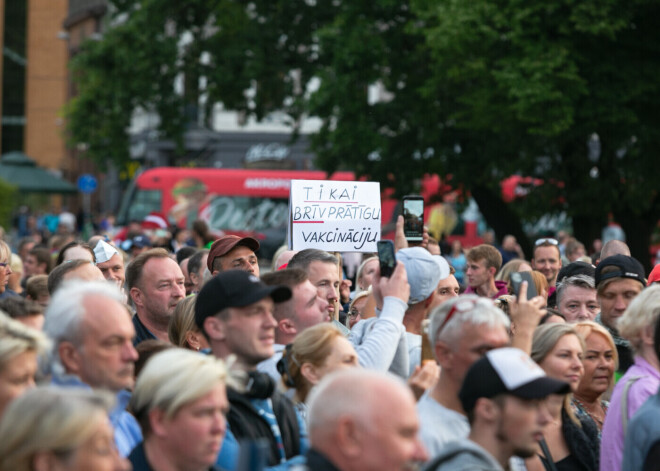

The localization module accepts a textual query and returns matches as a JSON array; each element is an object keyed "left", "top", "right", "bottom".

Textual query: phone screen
[
  {"left": 403, "top": 196, "right": 424, "bottom": 242},
  {"left": 377, "top": 240, "right": 396, "bottom": 278}
]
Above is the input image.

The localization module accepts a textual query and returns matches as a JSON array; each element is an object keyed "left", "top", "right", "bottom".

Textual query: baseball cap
[
  {"left": 459, "top": 347, "right": 570, "bottom": 413},
  {"left": 595, "top": 254, "right": 646, "bottom": 288},
  {"left": 557, "top": 261, "right": 596, "bottom": 284},
  {"left": 195, "top": 270, "right": 291, "bottom": 329},
  {"left": 396, "top": 247, "right": 445, "bottom": 304},
  {"left": 648, "top": 264, "right": 660, "bottom": 285},
  {"left": 207, "top": 235, "right": 260, "bottom": 272}
]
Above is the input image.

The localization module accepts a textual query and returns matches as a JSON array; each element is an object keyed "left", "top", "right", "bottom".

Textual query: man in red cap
[{"left": 207, "top": 235, "right": 260, "bottom": 277}]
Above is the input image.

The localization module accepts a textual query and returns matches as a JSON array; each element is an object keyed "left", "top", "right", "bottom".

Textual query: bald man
[{"left": 305, "top": 370, "right": 428, "bottom": 470}]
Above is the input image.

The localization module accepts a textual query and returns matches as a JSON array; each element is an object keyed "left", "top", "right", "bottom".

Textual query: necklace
[{"left": 572, "top": 397, "right": 607, "bottom": 429}]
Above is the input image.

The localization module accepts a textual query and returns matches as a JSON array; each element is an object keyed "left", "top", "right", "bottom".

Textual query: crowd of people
[{"left": 1, "top": 210, "right": 660, "bottom": 471}]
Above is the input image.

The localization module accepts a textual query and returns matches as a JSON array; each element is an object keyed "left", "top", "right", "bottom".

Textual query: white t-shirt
[{"left": 417, "top": 392, "right": 470, "bottom": 458}]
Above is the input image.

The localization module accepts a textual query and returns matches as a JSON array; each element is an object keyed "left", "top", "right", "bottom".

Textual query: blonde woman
[
  {"left": 0, "top": 386, "right": 129, "bottom": 471},
  {"left": 572, "top": 321, "right": 617, "bottom": 436},
  {"left": 525, "top": 323, "right": 599, "bottom": 471},
  {"left": 168, "top": 295, "right": 208, "bottom": 351},
  {"left": 0, "top": 241, "right": 12, "bottom": 297},
  {"left": 278, "top": 323, "right": 359, "bottom": 418},
  {"left": 0, "top": 312, "right": 48, "bottom": 418},
  {"left": 129, "top": 348, "right": 232, "bottom": 471}
]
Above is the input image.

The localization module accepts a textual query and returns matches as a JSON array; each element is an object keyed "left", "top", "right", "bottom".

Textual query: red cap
[
  {"left": 648, "top": 264, "right": 660, "bottom": 285},
  {"left": 207, "top": 235, "right": 260, "bottom": 272}
]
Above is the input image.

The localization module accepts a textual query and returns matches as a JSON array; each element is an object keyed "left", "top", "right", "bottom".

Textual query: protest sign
[{"left": 288, "top": 179, "right": 381, "bottom": 252}]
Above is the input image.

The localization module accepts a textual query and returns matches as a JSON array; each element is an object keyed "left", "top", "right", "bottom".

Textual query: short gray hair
[
  {"left": 427, "top": 294, "right": 510, "bottom": 352},
  {"left": 130, "top": 349, "right": 232, "bottom": 436},
  {"left": 556, "top": 274, "right": 595, "bottom": 306},
  {"left": 287, "top": 249, "right": 338, "bottom": 272},
  {"left": 43, "top": 280, "right": 125, "bottom": 375}
]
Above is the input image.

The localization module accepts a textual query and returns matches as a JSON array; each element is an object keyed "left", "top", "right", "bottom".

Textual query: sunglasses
[
  {"left": 435, "top": 298, "right": 480, "bottom": 336},
  {"left": 535, "top": 238, "right": 559, "bottom": 246}
]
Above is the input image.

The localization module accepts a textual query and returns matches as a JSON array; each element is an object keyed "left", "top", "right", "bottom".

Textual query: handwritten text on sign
[{"left": 288, "top": 180, "right": 381, "bottom": 252}]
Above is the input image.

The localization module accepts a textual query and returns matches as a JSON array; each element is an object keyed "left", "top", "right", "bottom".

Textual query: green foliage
[
  {"left": 0, "top": 179, "right": 17, "bottom": 230},
  {"left": 65, "top": 0, "right": 660, "bottom": 258}
]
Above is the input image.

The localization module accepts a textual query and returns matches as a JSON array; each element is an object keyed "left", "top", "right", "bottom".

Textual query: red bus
[{"left": 117, "top": 167, "right": 399, "bottom": 258}]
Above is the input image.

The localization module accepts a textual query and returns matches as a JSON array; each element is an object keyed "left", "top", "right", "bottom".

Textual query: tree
[{"left": 66, "top": 0, "right": 660, "bottom": 266}]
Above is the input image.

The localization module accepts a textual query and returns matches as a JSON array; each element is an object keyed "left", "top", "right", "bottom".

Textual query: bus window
[
  {"left": 207, "top": 196, "right": 289, "bottom": 232},
  {"left": 124, "top": 189, "right": 162, "bottom": 223}
]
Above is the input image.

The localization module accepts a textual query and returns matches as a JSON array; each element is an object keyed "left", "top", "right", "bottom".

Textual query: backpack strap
[{"left": 621, "top": 375, "right": 643, "bottom": 432}]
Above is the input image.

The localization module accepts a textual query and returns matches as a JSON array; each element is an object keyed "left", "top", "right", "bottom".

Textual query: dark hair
[
  {"left": 187, "top": 249, "right": 209, "bottom": 278},
  {"left": 55, "top": 241, "right": 95, "bottom": 266},
  {"left": 48, "top": 259, "right": 94, "bottom": 294},
  {"left": 287, "top": 249, "right": 338, "bottom": 272},
  {"left": 192, "top": 220, "right": 215, "bottom": 245},
  {"left": 176, "top": 247, "right": 197, "bottom": 265},
  {"left": 261, "top": 268, "right": 308, "bottom": 289},
  {"left": 0, "top": 297, "right": 44, "bottom": 318},
  {"left": 28, "top": 247, "right": 51, "bottom": 274},
  {"left": 125, "top": 248, "right": 171, "bottom": 291}
]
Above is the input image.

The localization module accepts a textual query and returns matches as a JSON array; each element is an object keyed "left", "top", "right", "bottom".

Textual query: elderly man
[
  {"left": 94, "top": 240, "right": 125, "bottom": 290},
  {"left": 595, "top": 254, "right": 646, "bottom": 374},
  {"left": 43, "top": 281, "right": 141, "bottom": 457},
  {"left": 207, "top": 235, "right": 260, "bottom": 277},
  {"left": 304, "top": 369, "right": 428, "bottom": 470},
  {"left": 195, "top": 270, "right": 304, "bottom": 469},
  {"left": 258, "top": 268, "right": 329, "bottom": 381},
  {"left": 427, "top": 348, "right": 567, "bottom": 470},
  {"left": 556, "top": 275, "right": 599, "bottom": 322},
  {"left": 126, "top": 248, "right": 186, "bottom": 345},
  {"left": 418, "top": 295, "right": 511, "bottom": 456}
]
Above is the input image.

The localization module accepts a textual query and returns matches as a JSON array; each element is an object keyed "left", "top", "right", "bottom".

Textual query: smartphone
[
  {"left": 377, "top": 240, "right": 396, "bottom": 278},
  {"left": 402, "top": 195, "right": 424, "bottom": 242},
  {"left": 511, "top": 271, "right": 538, "bottom": 298}
]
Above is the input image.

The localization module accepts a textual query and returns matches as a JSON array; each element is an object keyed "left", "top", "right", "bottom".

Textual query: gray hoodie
[{"left": 423, "top": 438, "right": 506, "bottom": 471}]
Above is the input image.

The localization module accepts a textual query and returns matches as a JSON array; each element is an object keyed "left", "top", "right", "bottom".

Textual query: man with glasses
[
  {"left": 532, "top": 238, "right": 562, "bottom": 292},
  {"left": 418, "top": 295, "right": 511, "bottom": 456}
]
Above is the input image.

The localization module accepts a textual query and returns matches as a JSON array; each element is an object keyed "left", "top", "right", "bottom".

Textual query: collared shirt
[
  {"left": 132, "top": 313, "right": 156, "bottom": 346},
  {"left": 600, "top": 356, "right": 660, "bottom": 471},
  {"left": 51, "top": 374, "right": 142, "bottom": 457}
]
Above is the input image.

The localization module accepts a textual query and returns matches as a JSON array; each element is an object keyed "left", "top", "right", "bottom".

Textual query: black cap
[
  {"left": 459, "top": 348, "right": 570, "bottom": 414},
  {"left": 557, "top": 261, "right": 596, "bottom": 284},
  {"left": 195, "top": 270, "right": 291, "bottom": 329},
  {"left": 595, "top": 255, "right": 646, "bottom": 288}
]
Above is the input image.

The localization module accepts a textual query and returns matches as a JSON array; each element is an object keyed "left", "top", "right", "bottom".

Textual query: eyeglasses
[
  {"left": 347, "top": 308, "right": 361, "bottom": 319},
  {"left": 435, "top": 298, "right": 480, "bottom": 336},
  {"left": 535, "top": 238, "right": 559, "bottom": 246}
]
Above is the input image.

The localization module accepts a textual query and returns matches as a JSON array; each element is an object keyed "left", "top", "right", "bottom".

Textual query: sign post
[{"left": 77, "top": 174, "right": 98, "bottom": 240}]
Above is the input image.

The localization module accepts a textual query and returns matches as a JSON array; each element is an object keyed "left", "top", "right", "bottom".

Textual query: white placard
[{"left": 287, "top": 180, "right": 381, "bottom": 252}]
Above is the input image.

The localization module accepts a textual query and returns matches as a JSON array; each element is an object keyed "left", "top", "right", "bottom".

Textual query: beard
[{"left": 496, "top": 419, "right": 538, "bottom": 459}]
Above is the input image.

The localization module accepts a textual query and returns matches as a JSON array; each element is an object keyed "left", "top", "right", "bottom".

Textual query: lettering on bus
[{"left": 208, "top": 196, "right": 289, "bottom": 232}]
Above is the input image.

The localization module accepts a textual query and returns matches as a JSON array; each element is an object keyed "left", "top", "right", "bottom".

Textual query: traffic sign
[{"left": 77, "top": 174, "right": 98, "bottom": 194}]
